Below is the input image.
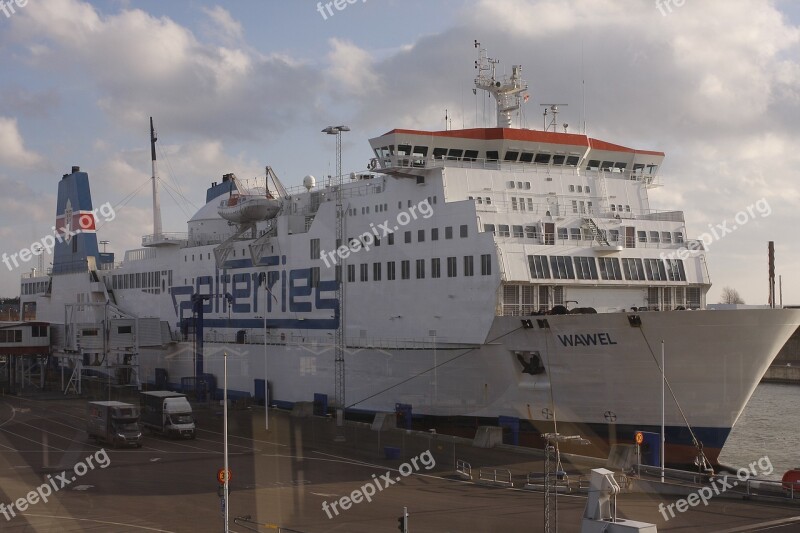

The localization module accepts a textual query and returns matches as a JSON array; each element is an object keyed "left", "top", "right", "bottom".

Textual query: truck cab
[
  {"left": 87, "top": 401, "right": 143, "bottom": 448},
  {"left": 140, "top": 391, "right": 196, "bottom": 439},
  {"left": 163, "top": 396, "right": 196, "bottom": 439}
]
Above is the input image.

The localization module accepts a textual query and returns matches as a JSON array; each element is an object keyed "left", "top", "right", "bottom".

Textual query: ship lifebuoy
[{"left": 368, "top": 158, "right": 378, "bottom": 171}]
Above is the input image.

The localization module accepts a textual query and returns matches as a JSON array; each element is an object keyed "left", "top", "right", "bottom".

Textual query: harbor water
[{"left": 718, "top": 382, "right": 799, "bottom": 480}]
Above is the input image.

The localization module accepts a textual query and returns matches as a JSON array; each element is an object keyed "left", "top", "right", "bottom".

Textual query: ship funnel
[{"left": 52, "top": 167, "right": 101, "bottom": 275}]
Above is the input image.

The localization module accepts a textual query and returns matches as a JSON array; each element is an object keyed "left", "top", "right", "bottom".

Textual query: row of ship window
[
  {"left": 21, "top": 281, "right": 49, "bottom": 295},
  {"left": 111, "top": 271, "right": 173, "bottom": 290},
  {"left": 485, "top": 224, "right": 684, "bottom": 244},
  {"left": 0, "top": 327, "right": 46, "bottom": 342},
  {"left": 471, "top": 196, "right": 633, "bottom": 214},
  {"left": 502, "top": 285, "right": 702, "bottom": 312},
  {"left": 311, "top": 225, "right": 471, "bottom": 259},
  {"left": 378, "top": 144, "right": 584, "bottom": 165},
  {"left": 528, "top": 255, "right": 687, "bottom": 282},
  {"left": 346, "top": 255, "right": 492, "bottom": 282},
  {"left": 348, "top": 197, "right": 439, "bottom": 216},
  {"left": 507, "top": 183, "right": 594, "bottom": 193},
  {"left": 0, "top": 330, "right": 23, "bottom": 343},
  {"left": 375, "top": 144, "right": 658, "bottom": 173}
]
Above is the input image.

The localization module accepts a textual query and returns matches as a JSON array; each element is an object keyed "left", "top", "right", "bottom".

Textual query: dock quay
[
  {"left": 0, "top": 391, "right": 798, "bottom": 532},
  {"left": 763, "top": 324, "right": 800, "bottom": 384}
]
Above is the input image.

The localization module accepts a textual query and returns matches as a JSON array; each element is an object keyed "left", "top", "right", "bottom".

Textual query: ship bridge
[{"left": 368, "top": 127, "right": 664, "bottom": 184}]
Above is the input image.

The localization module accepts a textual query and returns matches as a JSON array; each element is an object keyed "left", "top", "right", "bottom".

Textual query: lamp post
[
  {"left": 661, "top": 340, "right": 665, "bottom": 484},
  {"left": 223, "top": 351, "right": 229, "bottom": 533},
  {"left": 258, "top": 275, "right": 277, "bottom": 431},
  {"left": 322, "top": 125, "right": 349, "bottom": 414},
  {"left": 264, "top": 310, "right": 269, "bottom": 431},
  {"left": 221, "top": 293, "right": 233, "bottom": 533}
]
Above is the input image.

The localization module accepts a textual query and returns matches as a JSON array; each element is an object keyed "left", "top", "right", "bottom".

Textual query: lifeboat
[{"left": 218, "top": 193, "right": 281, "bottom": 224}]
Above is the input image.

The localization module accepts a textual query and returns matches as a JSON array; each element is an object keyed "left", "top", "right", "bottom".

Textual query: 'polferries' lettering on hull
[{"left": 170, "top": 259, "right": 339, "bottom": 330}]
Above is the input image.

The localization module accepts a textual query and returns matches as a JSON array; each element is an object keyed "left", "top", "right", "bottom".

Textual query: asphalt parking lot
[{"left": 0, "top": 392, "right": 798, "bottom": 532}]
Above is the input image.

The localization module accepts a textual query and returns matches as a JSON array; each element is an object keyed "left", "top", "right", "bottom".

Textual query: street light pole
[
  {"left": 259, "top": 276, "right": 277, "bottom": 431},
  {"left": 661, "top": 340, "right": 665, "bottom": 484},
  {"left": 322, "top": 125, "right": 349, "bottom": 414},
  {"left": 223, "top": 350, "right": 229, "bottom": 533},
  {"left": 264, "top": 286, "right": 270, "bottom": 431}
]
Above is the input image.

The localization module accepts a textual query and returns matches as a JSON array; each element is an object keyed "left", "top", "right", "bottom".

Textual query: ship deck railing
[
  {"left": 498, "top": 304, "right": 702, "bottom": 316},
  {"left": 141, "top": 232, "right": 189, "bottom": 247},
  {"left": 21, "top": 270, "right": 51, "bottom": 279},
  {"left": 201, "top": 331, "right": 474, "bottom": 351},
  {"left": 283, "top": 180, "right": 384, "bottom": 199},
  {"left": 490, "top": 234, "right": 699, "bottom": 252},
  {"left": 473, "top": 197, "right": 684, "bottom": 223}
]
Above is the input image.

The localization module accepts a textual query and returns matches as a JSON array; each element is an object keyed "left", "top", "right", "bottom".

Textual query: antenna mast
[
  {"left": 150, "top": 117, "right": 163, "bottom": 238},
  {"left": 473, "top": 41, "right": 529, "bottom": 128},
  {"left": 540, "top": 104, "right": 569, "bottom": 132}
]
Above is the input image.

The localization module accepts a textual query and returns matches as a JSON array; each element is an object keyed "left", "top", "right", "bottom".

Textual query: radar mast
[{"left": 473, "top": 41, "right": 529, "bottom": 128}]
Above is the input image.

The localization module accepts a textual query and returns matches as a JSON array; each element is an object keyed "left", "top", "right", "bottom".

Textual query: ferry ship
[{"left": 17, "top": 45, "right": 800, "bottom": 466}]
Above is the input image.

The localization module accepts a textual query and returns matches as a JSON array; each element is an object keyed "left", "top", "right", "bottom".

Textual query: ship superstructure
[{"left": 18, "top": 48, "right": 800, "bottom": 466}]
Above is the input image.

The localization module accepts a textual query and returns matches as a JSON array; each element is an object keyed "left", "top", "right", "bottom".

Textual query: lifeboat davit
[{"left": 218, "top": 193, "right": 281, "bottom": 224}]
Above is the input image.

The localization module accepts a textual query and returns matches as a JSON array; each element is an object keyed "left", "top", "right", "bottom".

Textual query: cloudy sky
[{"left": 0, "top": 0, "right": 798, "bottom": 304}]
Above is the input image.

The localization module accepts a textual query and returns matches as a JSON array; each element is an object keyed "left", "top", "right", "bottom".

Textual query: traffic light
[{"left": 397, "top": 515, "right": 406, "bottom": 532}]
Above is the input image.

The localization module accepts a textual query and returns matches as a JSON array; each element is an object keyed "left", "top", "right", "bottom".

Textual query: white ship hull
[{"left": 132, "top": 309, "right": 799, "bottom": 464}]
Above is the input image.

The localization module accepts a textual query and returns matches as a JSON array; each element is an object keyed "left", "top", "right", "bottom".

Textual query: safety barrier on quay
[
  {"left": 478, "top": 468, "right": 513, "bottom": 486},
  {"left": 745, "top": 478, "right": 800, "bottom": 502},
  {"left": 523, "top": 471, "right": 584, "bottom": 493},
  {"left": 456, "top": 459, "right": 472, "bottom": 480}
]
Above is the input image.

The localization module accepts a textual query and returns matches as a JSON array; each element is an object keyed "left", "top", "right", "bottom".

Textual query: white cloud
[
  {"left": 325, "top": 38, "right": 382, "bottom": 97},
  {"left": 201, "top": 5, "right": 244, "bottom": 44},
  {"left": 0, "top": 117, "right": 46, "bottom": 169},
  {"left": 469, "top": 0, "right": 641, "bottom": 37},
  {"left": 9, "top": 0, "right": 319, "bottom": 140}
]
